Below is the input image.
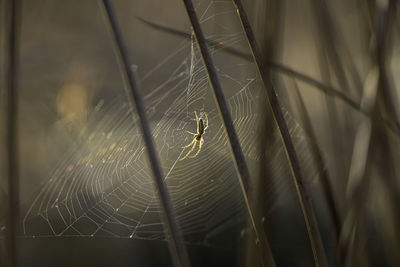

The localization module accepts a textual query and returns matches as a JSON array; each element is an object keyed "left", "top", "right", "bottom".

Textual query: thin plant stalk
[
  {"left": 231, "top": 0, "right": 329, "bottom": 266},
  {"left": 181, "top": 0, "right": 276, "bottom": 266},
  {"left": 100, "top": 1, "right": 191, "bottom": 266},
  {"left": 4, "top": 0, "right": 20, "bottom": 266}
]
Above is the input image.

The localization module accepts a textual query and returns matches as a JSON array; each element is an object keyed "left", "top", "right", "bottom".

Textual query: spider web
[
  {"left": 19, "top": 0, "right": 320, "bottom": 248},
  {"left": 21, "top": 2, "right": 254, "bottom": 245}
]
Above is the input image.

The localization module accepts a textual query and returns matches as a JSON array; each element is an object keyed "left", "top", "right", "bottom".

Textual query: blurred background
[{"left": 1, "top": 0, "right": 400, "bottom": 266}]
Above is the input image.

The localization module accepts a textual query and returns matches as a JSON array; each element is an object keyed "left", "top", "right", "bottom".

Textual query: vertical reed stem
[
  {"left": 232, "top": 0, "right": 329, "bottom": 266},
  {"left": 101, "top": 1, "right": 191, "bottom": 266},
  {"left": 181, "top": 0, "right": 276, "bottom": 266}
]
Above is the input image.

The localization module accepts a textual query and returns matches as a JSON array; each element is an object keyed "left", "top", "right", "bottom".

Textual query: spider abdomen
[{"left": 198, "top": 118, "right": 204, "bottom": 134}]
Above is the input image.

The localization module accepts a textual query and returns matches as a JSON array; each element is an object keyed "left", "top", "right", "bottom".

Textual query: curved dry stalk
[
  {"left": 100, "top": 1, "right": 191, "bottom": 266},
  {"left": 136, "top": 16, "right": 363, "bottom": 117},
  {"left": 181, "top": 0, "right": 276, "bottom": 266},
  {"left": 137, "top": 15, "right": 400, "bottom": 138},
  {"left": 231, "top": 0, "right": 329, "bottom": 266}
]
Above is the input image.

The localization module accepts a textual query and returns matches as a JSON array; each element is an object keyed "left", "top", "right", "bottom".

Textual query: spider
[{"left": 180, "top": 111, "right": 208, "bottom": 160}]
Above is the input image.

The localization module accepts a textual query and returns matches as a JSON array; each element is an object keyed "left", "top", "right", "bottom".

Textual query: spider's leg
[
  {"left": 192, "top": 137, "right": 204, "bottom": 158},
  {"left": 186, "top": 131, "right": 197, "bottom": 135},
  {"left": 182, "top": 138, "right": 196, "bottom": 148},
  {"left": 180, "top": 140, "right": 198, "bottom": 160},
  {"left": 203, "top": 112, "right": 209, "bottom": 130},
  {"left": 195, "top": 111, "right": 199, "bottom": 132}
]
